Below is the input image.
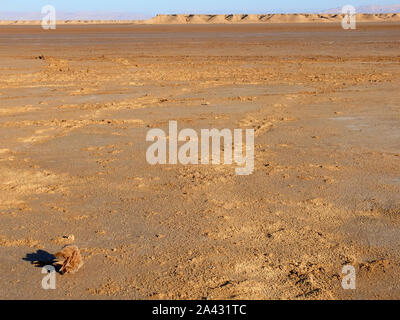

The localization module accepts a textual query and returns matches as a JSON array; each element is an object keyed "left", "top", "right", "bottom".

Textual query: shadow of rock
[{"left": 23, "top": 250, "right": 56, "bottom": 268}]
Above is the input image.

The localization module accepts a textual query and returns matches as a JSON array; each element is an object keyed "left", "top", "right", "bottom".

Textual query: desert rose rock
[{"left": 54, "top": 245, "right": 84, "bottom": 275}]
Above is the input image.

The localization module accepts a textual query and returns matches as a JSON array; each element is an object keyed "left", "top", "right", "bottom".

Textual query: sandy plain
[{"left": 0, "top": 23, "right": 399, "bottom": 299}]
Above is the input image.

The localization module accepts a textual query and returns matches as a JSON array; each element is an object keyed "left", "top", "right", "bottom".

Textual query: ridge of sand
[
  {"left": 1, "top": 13, "right": 400, "bottom": 25},
  {"left": 145, "top": 13, "right": 400, "bottom": 24}
]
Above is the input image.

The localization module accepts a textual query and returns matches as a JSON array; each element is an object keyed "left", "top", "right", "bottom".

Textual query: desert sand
[{"left": 0, "top": 22, "right": 399, "bottom": 299}]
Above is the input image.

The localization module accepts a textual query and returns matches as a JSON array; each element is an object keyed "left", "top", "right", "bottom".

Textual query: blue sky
[{"left": 1, "top": 0, "right": 399, "bottom": 14}]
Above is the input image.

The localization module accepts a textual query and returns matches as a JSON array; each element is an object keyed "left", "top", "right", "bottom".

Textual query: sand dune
[
  {"left": 144, "top": 13, "right": 400, "bottom": 24},
  {"left": 1, "top": 13, "right": 400, "bottom": 25}
]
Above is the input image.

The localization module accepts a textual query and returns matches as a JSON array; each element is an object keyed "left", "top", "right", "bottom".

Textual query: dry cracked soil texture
[{"left": 0, "top": 23, "right": 399, "bottom": 299}]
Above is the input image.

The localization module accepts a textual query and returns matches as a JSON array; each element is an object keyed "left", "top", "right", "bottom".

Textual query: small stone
[{"left": 63, "top": 234, "right": 75, "bottom": 241}]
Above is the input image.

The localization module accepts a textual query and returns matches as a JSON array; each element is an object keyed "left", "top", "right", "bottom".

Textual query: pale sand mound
[
  {"left": 0, "top": 13, "right": 399, "bottom": 25},
  {"left": 142, "top": 13, "right": 400, "bottom": 24}
]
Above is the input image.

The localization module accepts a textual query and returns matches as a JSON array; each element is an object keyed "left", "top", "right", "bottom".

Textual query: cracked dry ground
[{"left": 0, "top": 24, "right": 399, "bottom": 299}]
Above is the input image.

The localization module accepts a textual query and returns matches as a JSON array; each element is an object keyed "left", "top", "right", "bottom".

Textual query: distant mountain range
[
  {"left": 323, "top": 4, "right": 400, "bottom": 14},
  {"left": 0, "top": 12, "right": 150, "bottom": 21}
]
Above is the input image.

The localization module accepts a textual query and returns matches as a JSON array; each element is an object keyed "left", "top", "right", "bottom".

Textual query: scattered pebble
[{"left": 63, "top": 234, "right": 75, "bottom": 241}]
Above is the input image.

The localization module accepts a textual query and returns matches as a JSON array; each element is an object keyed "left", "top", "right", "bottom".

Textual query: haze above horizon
[{"left": 2, "top": 0, "right": 400, "bottom": 15}]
